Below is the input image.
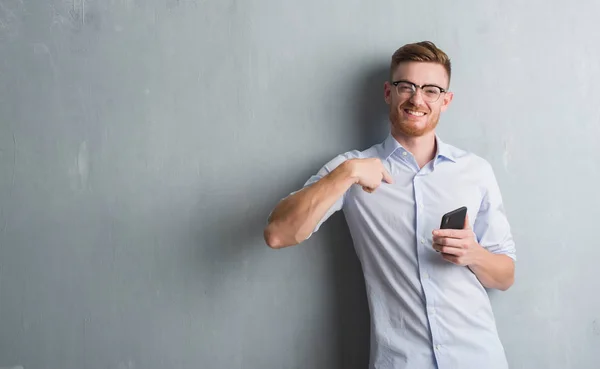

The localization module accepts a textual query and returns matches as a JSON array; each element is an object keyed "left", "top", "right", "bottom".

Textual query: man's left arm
[
  {"left": 467, "top": 239, "right": 515, "bottom": 291},
  {"left": 432, "top": 163, "right": 516, "bottom": 291}
]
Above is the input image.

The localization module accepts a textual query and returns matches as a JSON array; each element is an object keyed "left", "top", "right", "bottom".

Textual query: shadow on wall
[
  {"left": 189, "top": 62, "right": 391, "bottom": 369},
  {"left": 352, "top": 61, "right": 391, "bottom": 150},
  {"left": 318, "top": 61, "right": 392, "bottom": 368}
]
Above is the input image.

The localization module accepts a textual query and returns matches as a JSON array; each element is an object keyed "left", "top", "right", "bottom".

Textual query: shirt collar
[
  {"left": 381, "top": 133, "right": 457, "bottom": 163},
  {"left": 435, "top": 135, "right": 457, "bottom": 163}
]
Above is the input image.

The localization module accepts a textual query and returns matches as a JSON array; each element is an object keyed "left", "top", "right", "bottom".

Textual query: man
[{"left": 264, "top": 41, "right": 516, "bottom": 369}]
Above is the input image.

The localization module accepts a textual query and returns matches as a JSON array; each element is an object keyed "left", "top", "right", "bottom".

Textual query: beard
[{"left": 389, "top": 102, "right": 440, "bottom": 137}]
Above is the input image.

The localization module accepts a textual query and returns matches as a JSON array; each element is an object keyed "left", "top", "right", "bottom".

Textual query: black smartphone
[{"left": 440, "top": 206, "right": 467, "bottom": 229}]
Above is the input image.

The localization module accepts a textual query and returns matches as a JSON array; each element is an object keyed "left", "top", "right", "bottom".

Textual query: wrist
[
  {"left": 469, "top": 243, "right": 489, "bottom": 268},
  {"left": 337, "top": 159, "right": 359, "bottom": 185}
]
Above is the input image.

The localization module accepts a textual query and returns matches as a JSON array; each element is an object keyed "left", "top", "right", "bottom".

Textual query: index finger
[
  {"left": 381, "top": 168, "right": 394, "bottom": 184},
  {"left": 432, "top": 228, "right": 468, "bottom": 238}
]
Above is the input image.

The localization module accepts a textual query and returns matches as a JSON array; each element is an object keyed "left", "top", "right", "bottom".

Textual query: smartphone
[{"left": 440, "top": 206, "right": 467, "bottom": 229}]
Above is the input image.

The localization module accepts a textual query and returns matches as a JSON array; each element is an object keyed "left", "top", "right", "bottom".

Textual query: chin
[
  {"left": 392, "top": 120, "right": 437, "bottom": 137},
  {"left": 390, "top": 107, "right": 439, "bottom": 137}
]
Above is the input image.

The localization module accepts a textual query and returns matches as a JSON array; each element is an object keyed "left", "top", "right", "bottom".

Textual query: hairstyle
[{"left": 390, "top": 41, "right": 451, "bottom": 86}]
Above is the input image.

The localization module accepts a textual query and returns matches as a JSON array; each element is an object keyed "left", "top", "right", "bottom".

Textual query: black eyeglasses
[{"left": 391, "top": 80, "right": 447, "bottom": 103}]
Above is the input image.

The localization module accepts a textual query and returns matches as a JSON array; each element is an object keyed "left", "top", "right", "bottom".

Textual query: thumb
[
  {"left": 464, "top": 214, "right": 471, "bottom": 230},
  {"left": 382, "top": 169, "right": 394, "bottom": 184}
]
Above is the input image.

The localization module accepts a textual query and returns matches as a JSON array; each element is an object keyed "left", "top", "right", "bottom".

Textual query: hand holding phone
[{"left": 433, "top": 206, "right": 480, "bottom": 266}]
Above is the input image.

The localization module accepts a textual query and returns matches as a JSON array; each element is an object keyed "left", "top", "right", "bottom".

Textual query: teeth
[{"left": 407, "top": 110, "right": 425, "bottom": 116}]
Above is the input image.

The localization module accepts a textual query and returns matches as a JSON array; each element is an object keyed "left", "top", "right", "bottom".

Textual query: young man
[{"left": 264, "top": 41, "right": 516, "bottom": 369}]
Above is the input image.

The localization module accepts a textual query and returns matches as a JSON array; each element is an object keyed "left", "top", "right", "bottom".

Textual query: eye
[
  {"left": 423, "top": 86, "right": 441, "bottom": 95},
  {"left": 396, "top": 82, "right": 414, "bottom": 93}
]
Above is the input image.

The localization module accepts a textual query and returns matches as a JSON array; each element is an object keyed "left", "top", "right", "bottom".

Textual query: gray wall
[{"left": 1, "top": 1, "right": 599, "bottom": 368}]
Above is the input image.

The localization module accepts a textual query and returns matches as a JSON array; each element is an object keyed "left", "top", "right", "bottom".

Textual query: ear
[
  {"left": 440, "top": 91, "right": 454, "bottom": 112},
  {"left": 384, "top": 81, "right": 392, "bottom": 105}
]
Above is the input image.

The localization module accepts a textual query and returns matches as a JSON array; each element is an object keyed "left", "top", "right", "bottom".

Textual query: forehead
[{"left": 392, "top": 61, "right": 449, "bottom": 87}]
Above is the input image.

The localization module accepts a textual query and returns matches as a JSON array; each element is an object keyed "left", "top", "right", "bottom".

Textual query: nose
[{"left": 408, "top": 87, "right": 425, "bottom": 106}]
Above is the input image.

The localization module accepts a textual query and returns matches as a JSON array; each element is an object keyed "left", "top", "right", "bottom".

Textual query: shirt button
[
  {"left": 435, "top": 345, "right": 441, "bottom": 351},
  {"left": 402, "top": 151, "right": 407, "bottom": 156},
  {"left": 430, "top": 308, "right": 436, "bottom": 314},
  {"left": 420, "top": 238, "right": 425, "bottom": 244},
  {"left": 423, "top": 272, "right": 429, "bottom": 279}
]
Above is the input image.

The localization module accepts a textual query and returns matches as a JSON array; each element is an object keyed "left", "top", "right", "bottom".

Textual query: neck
[{"left": 392, "top": 131, "right": 437, "bottom": 168}]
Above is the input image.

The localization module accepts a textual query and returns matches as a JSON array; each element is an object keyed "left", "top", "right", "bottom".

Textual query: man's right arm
[{"left": 264, "top": 158, "right": 393, "bottom": 249}]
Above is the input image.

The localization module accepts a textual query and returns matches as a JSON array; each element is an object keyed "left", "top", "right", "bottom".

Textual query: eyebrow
[{"left": 393, "top": 79, "right": 447, "bottom": 91}]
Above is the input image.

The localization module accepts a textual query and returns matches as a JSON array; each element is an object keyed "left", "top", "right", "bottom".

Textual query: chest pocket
[{"left": 420, "top": 172, "right": 484, "bottom": 229}]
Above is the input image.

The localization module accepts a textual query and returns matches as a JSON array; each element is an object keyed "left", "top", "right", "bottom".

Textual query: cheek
[
  {"left": 428, "top": 103, "right": 442, "bottom": 115},
  {"left": 394, "top": 96, "right": 410, "bottom": 109}
]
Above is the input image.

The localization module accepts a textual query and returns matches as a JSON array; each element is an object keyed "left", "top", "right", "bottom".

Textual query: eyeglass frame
[{"left": 390, "top": 80, "right": 448, "bottom": 103}]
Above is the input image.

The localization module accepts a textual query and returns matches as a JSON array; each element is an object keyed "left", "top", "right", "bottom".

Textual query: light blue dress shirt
[{"left": 297, "top": 134, "right": 516, "bottom": 369}]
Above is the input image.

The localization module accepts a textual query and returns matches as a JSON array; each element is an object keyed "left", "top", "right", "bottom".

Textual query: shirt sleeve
[
  {"left": 473, "top": 162, "right": 517, "bottom": 261},
  {"left": 267, "top": 153, "right": 354, "bottom": 239}
]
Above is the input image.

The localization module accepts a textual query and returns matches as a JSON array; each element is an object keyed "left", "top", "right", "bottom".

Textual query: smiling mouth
[{"left": 404, "top": 109, "right": 427, "bottom": 117}]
